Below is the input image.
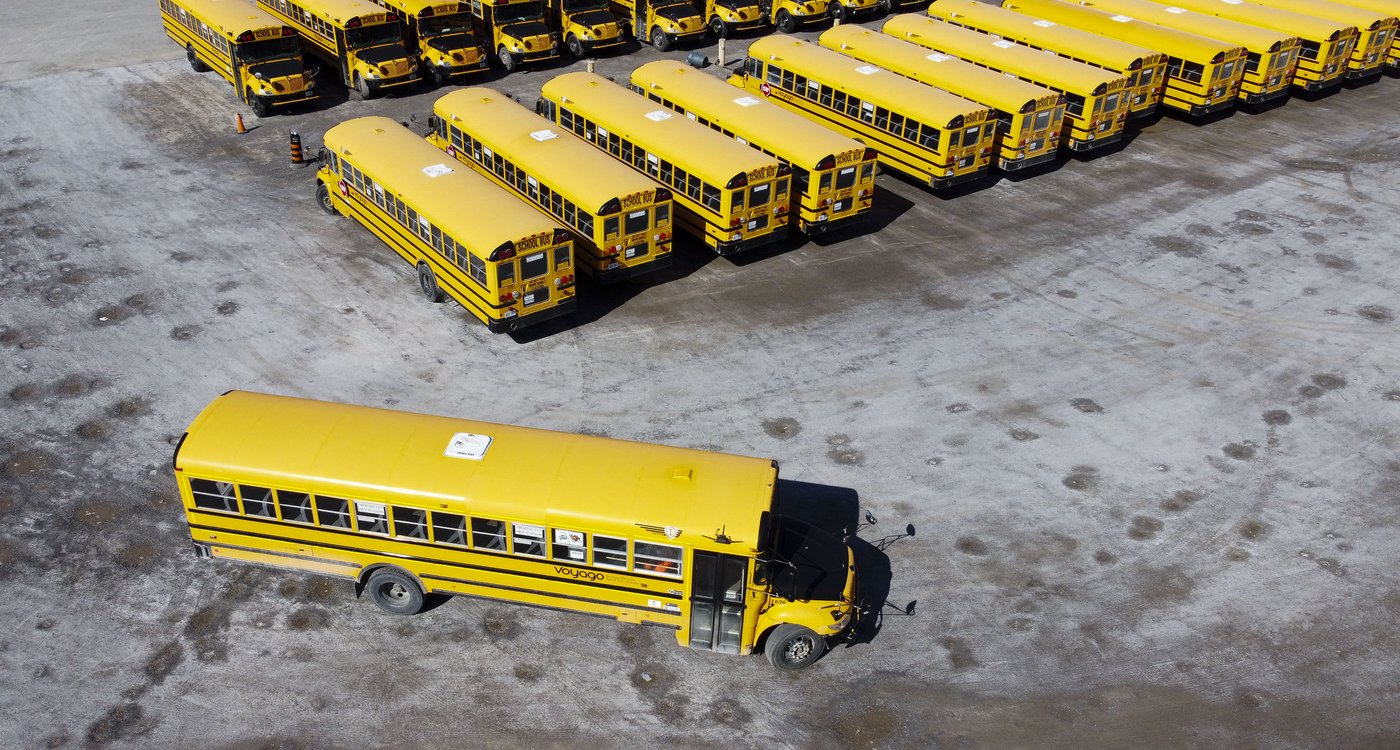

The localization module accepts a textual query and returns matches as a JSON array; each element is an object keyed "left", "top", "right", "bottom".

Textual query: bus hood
[
  {"left": 248, "top": 58, "right": 305, "bottom": 85},
  {"left": 358, "top": 43, "right": 411, "bottom": 64},
  {"left": 426, "top": 32, "right": 478, "bottom": 54},
  {"left": 654, "top": 3, "right": 701, "bottom": 22},
  {"left": 573, "top": 8, "right": 617, "bottom": 27},
  {"left": 503, "top": 20, "right": 553, "bottom": 46}
]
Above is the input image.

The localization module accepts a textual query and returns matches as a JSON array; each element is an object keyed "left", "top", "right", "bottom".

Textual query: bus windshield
[
  {"left": 563, "top": 0, "right": 609, "bottom": 11},
  {"left": 420, "top": 12, "right": 474, "bottom": 36},
  {"left": 495, "top": 1, "right": 544, "bottom": 24},
  {"left": 237, "top": 37, "right": 300, "bottom": 63},
  {"left": 759, "top": 516, "right": 848, "bottom": 602},
  {"left": 346, "top": 23, "right": 402, "bottom": 49},
  {"left": 248, "top": 58, "right": 304, "bottom": 79}
]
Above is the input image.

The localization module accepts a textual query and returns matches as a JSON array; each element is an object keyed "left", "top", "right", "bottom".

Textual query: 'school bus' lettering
[{"left": 175, "top": 391, "right": 860, "bottom": 670}]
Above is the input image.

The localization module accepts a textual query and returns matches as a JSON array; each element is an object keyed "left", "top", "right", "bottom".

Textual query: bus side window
[
  {"left": 635, "top": 541, "right": 682, "bottom": 577},
  {"left": 315, "top": 496, "right": 351, "bottom": 528},
  {"left": 512, "top": 523, "right": 546, "bottom": 557},
  {"left": 473, "top": 518, "right": 507, "bottom": 550},
  {"left": 189, "top": 478, "right": 238, "bottom": 513},
  {"left": 278, "top": 490, "right": 314, "bottom": 524},
  {"left": 431, "top": 511, "right": 467, "bottom": 546},
  {"left": 593, "top": 535, "right": 628, "bottom": 569},
  {"left": 240, "top": 485, "right": 276, "bottom": 518},
  {"left": 392, "top": 507, "right": 428, "bottom": 539}
]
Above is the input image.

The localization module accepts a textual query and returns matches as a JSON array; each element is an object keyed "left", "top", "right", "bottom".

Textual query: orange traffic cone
[{"left": 235, "top": 113, "right": 247, "bottom": 135}]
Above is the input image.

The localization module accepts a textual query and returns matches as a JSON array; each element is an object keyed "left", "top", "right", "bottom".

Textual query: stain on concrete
[
  {"left": 1263, "top": 410, "right": 1292, "bottom": 426},
  {"left": 955, "top": 536, "right": 988, "bottom": 556},
  {"left": 1356, "top": 305, "right": 1393, "bottom": 323},
  {"left": 1062, "top": 466, "right": 1099, "bottom": 491},
  {"left": 1070, "top": 398, "right": 1104, "bottom": 414},
  {"left": 761, "top": 417, "right": 800, "bottom": 440},
  {"left": 1128, "top": 516, "right": 1164, "bottom": 541},
  {"left": 1160, "top": 490, "right": 1201, "bottom": 513},
  {"left": 1223, "top": 443, "right": 1256, "bottom": 461}
]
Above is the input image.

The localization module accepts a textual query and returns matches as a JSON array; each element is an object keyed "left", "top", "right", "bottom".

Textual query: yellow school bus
[
  {"left": 612, "top": 0, "right": 706, "bottom": 51},
  {"left": 428, "top": 89, "right": 675, "bottom": 283},
  {"left": 734, "top": 36, "right": 997, "bottom": 189},
  {"left": 473, "top": 0, "right": 560, "bottom": 71},
  {"left": 316, "top": 116, "right": 576, "bottom": 333},
  {"left": 701, "top": 0, "right": 767, "bottom": 40},
  {"left": 1248, "top": 0, "right": 1395, "bottom": 77},
  {"left": 1330, "top": 0, "right": 1400, "bottom": 69},
  {"left": 927, "top": 0, "right": 1167, "bottom": 118},
  {"left": 258, "top": 0, "right": 420, "bottom": 97},
  {"left": 820, "top": 25, "right": 1066, "bottom": 171},
  {"left": 1001, "top": 0, "right": 1248, "bottom": 116},
  {"left": 1066, "top": 0, "right": 1300, "bottom": 103},
  {"left": 371, "top": 0, "right": 488, "bottom": 84},
  {"left": 1141, "top": 0, "right": 1357, "bottom": 89},
  {"left": 160, "top": 0, "right": 318, "bottom": 116},
  {"left": 628, "top": 61, "right": 877, "bottom": 234},
  {"left": 550, "top": 0, "right": 627, "bottom": 59},
  {"left": 539, "top": 73, "right": 792, "bottom": 255},
  {"left": 176, "top": 391, "right": 860, "bottom": 669},
  {"left": 882, "top": 16, "right": 1131, "bottom": 151}
]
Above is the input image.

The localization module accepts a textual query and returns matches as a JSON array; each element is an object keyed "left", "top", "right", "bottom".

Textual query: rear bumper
[
  {"left": 488, "top": 297, "right": 576, "bottom": 333},
  {"left": 714, "top": 228, "right": 787, "bottom": 255},
  {"left": 999, "top": 150, "right": 1059, "bottom": 172},
  {"left": 1186, "top": 98, "right": 1235, "bottom": 117},
  {"left": 1067, "top": 131, "right": 1124, "bottom": 152},
  {"left": 929, "top": 165, "right": 990, "bottom": 189}
]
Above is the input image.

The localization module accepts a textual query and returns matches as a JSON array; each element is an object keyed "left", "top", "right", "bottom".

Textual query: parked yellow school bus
[
  {"left": 819, "top": 25, "right": 1066, "bottom": 171},
  {"left": 1330, "top": 0, "right": 1400, "bottom": 69},
  {"left": 734, "top": 36, "right": 998, "bottom": 189},
  {"left": 1140, "top": 0, "right": 1356, "bottom": 89},
  {"left": 1001, "top": 0, "right": 1248, "bottom": 116},
  {"left": 160, "top": 0, "right": 318, "bottom": 116},
  {"left": 927, "top": 0, "right": 1167, "bottom": 118},
  {"left": 881, "top": 16, "right": 1131, "bottom": 152},
  {"left": 175, "top": 391, "right": 859, "bottom": 669},
  {"left": 538, "top": 72, "right": 792, "bottom": 255},
  {"left": 627, "top": 61, "right": 878, "bottom": 234},
  {"left": 1248, "top": 0, "right": 1395, "bottom": 78},
  {"left": 428, "top": 88, "right": 675, "bottom": 283},
  {"left": 371, "top": 0, "right": 489, "bottom": 85},
  {"left": 258, "top": 0, "right": 420, "bottom": 97},
  {"left": 1066, "top": 0, "right": 1300, "bottom": 103},
  {"left": 316, "top": 116, "right": 577, "bottom": 333}
]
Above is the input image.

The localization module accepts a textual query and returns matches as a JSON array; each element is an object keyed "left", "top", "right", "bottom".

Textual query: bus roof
[
  {"left": 745, "top": 36, "right": 994, "bottom": 129},
  {"left": 628, "top": 61, "right": 868, "bottom": 171},
  {"left": 184, "top": 0, "right": 290, "bottom": 37},
  {"left": 1001, "top": 0, "right": 1249, "bottom": 62},
  {"left": 928, "top": 0, "right": 1165, "bottom": 68},
  {"left": 177, "top": 391, "right": 778, "bottom": 550},
  {"left": 374, "top": 0, "right": 468, "bottom": 16},
  {"left": 1070, "top": 0, "right": 1301, "bottom": 50},
  {"left": 283, "top": 0, "right": 398, "bottom": 25},
  {"left": 820, "top": 25, "right": 1062, "bottom": 116},
  {"left": 434, "top": 88, "right": 665, "bottom": 215},
  {"left": 881, "top": 15, "right": 1131, "bottom": 95},
  {"left": 541, "top": 72, "right": 782, "bottom": 187},
  {"left": 323, "top": 116, "right": 563, "bottom": 251},
  {"left": 1112, "top": 0, "right": 1353, "bottom": 41},
  {"left": 1327, "top": 0, "right": 1400, "bottom": 21},
  {"left": 1249, "top": 0, "right": 1394, "bottom": 29}
]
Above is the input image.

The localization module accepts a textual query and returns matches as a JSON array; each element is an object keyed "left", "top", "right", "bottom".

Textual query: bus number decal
[{"left": 555, "top": 566, "right": 604, "bottom": 582}]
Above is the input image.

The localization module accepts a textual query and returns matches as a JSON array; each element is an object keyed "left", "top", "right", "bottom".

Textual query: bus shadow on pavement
[{"left": 773, "top": 479, "right": 903, "bottom": 649}]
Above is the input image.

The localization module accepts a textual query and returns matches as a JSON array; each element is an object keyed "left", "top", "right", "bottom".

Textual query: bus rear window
[
  {"left": 520, "top": 252, "right": 548, "bottom": 280},
  {"left": 655, "top": 203, "right": 669, "bottom": 226},
  {"left": 835, "top": 167, "right": 856, "bottom": 190},
  {"left": 748, "top": 183, "right": 770, "bottom": 208},
  {"left": 624, "top": 209, "right": 648, "bottom": 235}
]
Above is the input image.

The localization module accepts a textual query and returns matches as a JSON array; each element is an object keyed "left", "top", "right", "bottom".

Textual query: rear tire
[
  {"left": 186, "top": 47, "right": 208, "bottom": 73},
  {"left": 366, "top": 569, "right": 424, "bottom": 615},
  {"left": 316, "top": 183, "right": 338, "bottom": 216},
  {"left": 417, "top": 262, "right": 445, "bottom": 303},
  {"left": 499, "top": 46, "right": 518, "bottom": 72},
  {"left": 775, "top": 9, "right": 796, "bottom": 33},
  {"left": 651, "top": 27, "right": 672, "bottom": 51},
  {"left": 764, "top": 624, "right": 826, "bottom": 670}
]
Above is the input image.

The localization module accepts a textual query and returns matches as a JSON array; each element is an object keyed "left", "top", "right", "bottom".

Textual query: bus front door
[{"left": 689, "top": 551, "right": 746, "bottom": 654}]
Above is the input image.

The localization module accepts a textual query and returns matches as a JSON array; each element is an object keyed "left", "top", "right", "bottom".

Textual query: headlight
[{"left": 365, "top": 70, "right": 379, "bottom": 79}]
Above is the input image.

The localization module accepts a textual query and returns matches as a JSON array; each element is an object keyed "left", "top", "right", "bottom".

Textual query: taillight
[
  {"left": 657, "top": 232, "right": 669, "bottom": 242},
  {"left": 1019, "top": 139, "right": 1027, "bottom": 147},
  {"left": 818, "top": 198, "right": 830, "bottom": 208},
  {"left": 980, "top": 147, "right": 991, "bottom": 155},
  {"left": 858, "top": 188, "right": 870, "bottom": 198},
  {"left": 499, "top": 292, "right": 513, "bottom": 303},
  {"left": 775, "top": 204, "right": 788, "bottom": 215},
  {"left": 1089, "top": 119, "right": 1099, "bottom": 128},
  {"left": 555, "top": 274, "right": 575, "bottom": 286},
  {"left": 730, "top": 217, "right": 742, "bottom": 228},
  {"left": 605, "top": 245, "right": 620, "bottom": 255}
]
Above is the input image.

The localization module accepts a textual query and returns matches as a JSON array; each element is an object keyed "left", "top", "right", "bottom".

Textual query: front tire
[
  {"left": 429, "top": 61, "right": 450, "bottom": 87},
  {"left": 764, "top": 624, "right": 826, "bottom": 670},
  {"left": 187, "top": 47, "right": 208, "bottom": 73},
  {"left": 830, "top": 3, "right": 849, "bottom": 22},
  {"left": 366, "top": 569, "right": 424, "bottom": 615},
  {"left": 498, "top": 46, "right": 518, "bottom": 72},
  {"left": 248, "top": 91, "right": 270, "bottom": 118},
  {"left": 775, "top": 9, "right": 797, "bottom": 33},
  {"left": 878, "top": 0, "right": 891, "bottom": 11},
  {"left": 354, "top": 74, "right": 373, "bottom": 100},
  {"left": 316, "top": 183, "right": 338, "bottom": 216},
  {"left": 651, "top": 27, "right": 672, "bottom": 51},
  {"left": 417, "top": 262, "right": 445, "bottom": 303},
  {"left": 567, "top": 34, "right": 585, "bottom": 58},
  {"left": 709, "top": 17, "right": 730, "bottom": 38}
]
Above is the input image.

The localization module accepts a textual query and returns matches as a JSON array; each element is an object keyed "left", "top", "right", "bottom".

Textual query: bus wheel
[
  {"left": 248, "top": 92, "right": 270, "bottom": 118},
  {"left": 709, "top": 17, "right": 729, "bottom": 38},
  {"left": 366, "top": 568, "right": 424, "bottom": 615},
  {"left": 830, "top": 3, "right": 848, "bottom": 23},
  {"left": 877, "top": 0, "right": 891, "bottom": 12},
  {"left": 650, "top": 27, "right": 672, "bottom": 51},
  {"left": 315, "top": 183, "right": 338, "bottom": 216},
  {"left": 498, "top": 46, "right": 518, "bottom": 72},
  {"left": 775, "top": 10, "right": 797, "bottom": 33},
  {"left": 429, "top": 61, "right": 449, "bottom": 87},
  {"left": 186, "top": 46, "right": 208, "bottom": 73},
  {"left": 764, "top": 624, "right": 826, "bottom": 670},
  {"left": 354, "top": 74, "right": 373, "bottom": 100},
  {"left": 417, "top": 262, "right": 445, "bottom": 303}
]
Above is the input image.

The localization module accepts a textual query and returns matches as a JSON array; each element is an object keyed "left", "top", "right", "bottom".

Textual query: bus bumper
[
  {"left": 929, "top": 166, "right": 990, "bottom": 189},
  {"left": 440, "top": 60, "right": 491, "bottom": 79},
  {"left": 1343, "top": 65, "right": 1385, "bottom": 80},
  {"left": 269, "top": 90, "right": 319, "bottom": 109},
  {"left": 714, "top": 229, "right": 787, "bottom": 255},
  {"left": 592, "top": 252, "right": 673, "bottom": 284},
  {"left": 366, "top": 74, "right": 419, "bottom": 93},
  {"left": 1242, "top": 86, "right": 1289, "bottom": 105},
  {"left": 799, "top": 208, "right": 867, "bottom": 234},
  {"left": 488, "top": 297, "right": 577, "bottom": 333},
  {"left": 999, "top": 150, "right": 1059, "bottom": 172},
  {"left": 1299, "top": 75, "right": 1345, "bottom": 91},
  {"left": 577, "top": 37, "right": 627, "bottom": 55},
  {"left": 1067, "top": 132, "right": 1123, "bottom": 152},
  {"left": 1186, "top": 99, "right": 1235, "bottom": 117}
]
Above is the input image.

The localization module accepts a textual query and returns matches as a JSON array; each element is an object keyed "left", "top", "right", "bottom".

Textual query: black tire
[
  {"left": 567, "top": 34, "right": 585, "bottom": 58},
  {"left": 417, "top": 262, "right": 445, "bottom": 303},
  {"left": 429, "top": 61, "right": 450, "bottom": 87},
  {"left": 248, "top": 91, "right": 270, "bottom": 118},
  {"left": 354, "top": 74, "right": 373, "bottom": 100},
  {"left": 651, "top": 27, "right": 672, "bottom": 51},
  {"left": 365, "top": 568, "right": 424, "bottom": 615},
  {"left": 709, "top": 17, "right": 729, "bottom": 38},
  {"left": 830, "top": 3, "right": 849, "bottom": 22},
  {"left": 878, "top": 0, "right": 891, "bottom": 12},
  {"left": 499, "top": 46, "right": 518, "bottom": 72},
  {"left": 316, "top": 183, "right": 338, "bottom": 216},
  {"left": 187, "top": 47, "right": 208, "bottom": 73},
  {"left": 764, "top": 624, "right": 826, "bottom": 670},
  {"left": 775, "top": 9, "right": 797, "bottom": 33}
]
